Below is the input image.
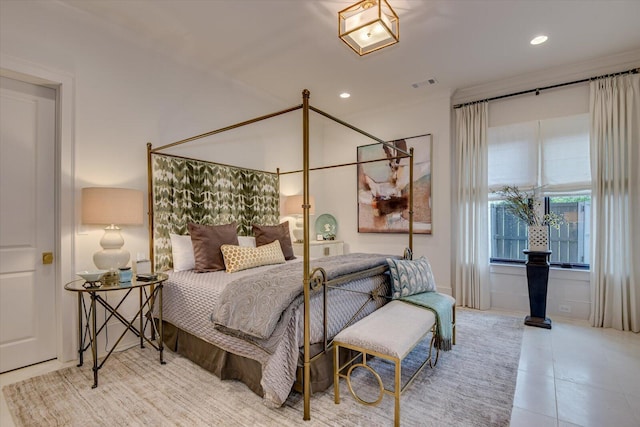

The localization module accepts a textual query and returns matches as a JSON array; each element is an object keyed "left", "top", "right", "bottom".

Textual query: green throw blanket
[{"left": 400, "top": 292, "right": 453, "bottom": 351}]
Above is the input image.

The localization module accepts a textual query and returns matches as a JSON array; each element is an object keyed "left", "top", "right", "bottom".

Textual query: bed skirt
[
  {"left": 162, "top": 320, "right": 264, "bottom": 396},
  {"left": 162, "top": 320, "right": 352, "bottom": 400}
]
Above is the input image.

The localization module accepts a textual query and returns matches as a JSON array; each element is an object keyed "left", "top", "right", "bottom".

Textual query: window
[
  {"left": 488, "top": 114, "right": 591, "bottom": 268},
  {"left": 548, "top": 196, "right": 590, "bottom": 267},
  {"left": 490, "top": 196, "right": 590, "bottom": 267}
]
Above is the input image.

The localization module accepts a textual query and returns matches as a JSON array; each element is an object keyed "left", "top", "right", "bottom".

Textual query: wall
[
  {"left": 318, "top": 92, "right": 454, "bottom": 296},
  {"left": 5, "top": 3, "right": 633, "bottom": 361},
  {"left": 0, "top": 1, "right": 289, "bottom": 360}
]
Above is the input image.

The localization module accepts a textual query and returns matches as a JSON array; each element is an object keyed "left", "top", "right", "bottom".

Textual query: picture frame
[{"left": 357, "top": 133, "right": 432, "bottom": 234}]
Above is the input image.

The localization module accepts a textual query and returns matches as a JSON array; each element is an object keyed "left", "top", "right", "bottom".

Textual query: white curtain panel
[
  {"left": 589, "top": 73, "right": 640, "bottom": 332},
  {"left": 455, "top": 102, "right": 490, "bottom": 309}
]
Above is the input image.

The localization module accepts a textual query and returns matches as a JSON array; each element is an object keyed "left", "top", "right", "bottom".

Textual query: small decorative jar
[
  {"left": 118, "top": 267, "right": 132, "bottom": 283},
  {"left": 528, "top": 225, "right": 549, "bottom": 252}
]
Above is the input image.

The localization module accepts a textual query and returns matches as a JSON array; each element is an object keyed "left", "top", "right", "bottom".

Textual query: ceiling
[{"left": 61, "top": 0, "right": 640, "bottom": 115}]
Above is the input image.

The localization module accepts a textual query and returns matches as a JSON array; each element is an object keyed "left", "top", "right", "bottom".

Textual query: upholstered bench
[{"left": 333, "top": 300, "right": 438, "bottom": 427}]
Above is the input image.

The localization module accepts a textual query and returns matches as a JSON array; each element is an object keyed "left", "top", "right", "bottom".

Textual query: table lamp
[
  {"left": 82, "top": 187, "right": 143, "bottom": 270},
  {"left": 284, "top": 194, "right": 315, "bottom": 242}
]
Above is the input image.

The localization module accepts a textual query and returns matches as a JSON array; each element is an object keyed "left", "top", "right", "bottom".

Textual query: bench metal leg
[
  {"left": 334, "top": 344, "right": 340, "bottom": 404},
  {"left": 452, "top": 304, "right": 456, "bottom": 345},
  {"left": 394, "top": 359, "right": 401, "bottom": 427},
  {"left": 334, "top": 340, "right": 436, "bottom": 427}
]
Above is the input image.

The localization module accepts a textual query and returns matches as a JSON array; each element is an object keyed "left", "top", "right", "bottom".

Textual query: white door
[{"left": 0, "top": 76, "right": 57, "bottom": 373}]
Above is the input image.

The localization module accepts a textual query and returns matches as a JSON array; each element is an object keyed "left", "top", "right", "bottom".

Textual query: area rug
[{"left": 3, "top": 309, "right": 523, "bottom": 426}]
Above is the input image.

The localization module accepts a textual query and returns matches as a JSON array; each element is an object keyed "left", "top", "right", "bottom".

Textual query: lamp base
[
  {"left": 291, "top": 216, "right": 304, "bottom": 243},
  {"left": 93, "top": 225, "right": 130, "bottom": 269},
  {"left": 93, "top": 249, "right": 130, "bottom": 270},
  {"left": 292, "top": 228, "right": 304, "bottom": 243}
]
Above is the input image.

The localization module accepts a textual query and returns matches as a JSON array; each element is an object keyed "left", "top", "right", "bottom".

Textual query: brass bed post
[
  {"left": 302, "top": 89, "right": 312, "bottom": 421},
  {"left": 147, "top": 143, "right": 155, "bottom": 270}
]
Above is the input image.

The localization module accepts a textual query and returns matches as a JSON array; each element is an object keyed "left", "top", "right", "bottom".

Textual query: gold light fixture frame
[{"left": 338, "top": 0, "right": 399, "bottom": 56}]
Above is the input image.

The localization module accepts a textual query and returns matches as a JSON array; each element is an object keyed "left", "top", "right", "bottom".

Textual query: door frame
[{"left": 1, "top": 54, "right": 76, "bottom": 363}]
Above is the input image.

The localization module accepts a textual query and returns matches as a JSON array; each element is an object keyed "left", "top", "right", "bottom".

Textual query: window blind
[{"left": 488, "top": 113, "right": 590, "bottom": 195}]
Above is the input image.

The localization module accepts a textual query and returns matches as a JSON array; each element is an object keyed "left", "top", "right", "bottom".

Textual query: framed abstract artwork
[{"left": 357, "top": 133, "right": 432, "bottom": 234}]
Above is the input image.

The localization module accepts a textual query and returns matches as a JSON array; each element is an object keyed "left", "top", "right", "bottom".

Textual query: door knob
[{"left": 42, "top": 252, "right": 54, "bottom": 265}]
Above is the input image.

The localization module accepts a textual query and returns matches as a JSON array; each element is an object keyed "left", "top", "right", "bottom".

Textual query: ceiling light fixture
[
  {"left": 339, "top": 92, "right": 351, "bottom": 98},
  {"left": 530, "top": 35, "right": 548, "bottom": 45},
  {"left": 338, "top": 0, "right": 399, "bottom": 56}
]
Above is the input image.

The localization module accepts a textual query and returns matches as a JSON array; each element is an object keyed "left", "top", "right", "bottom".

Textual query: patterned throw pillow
[
  {"left": 221, "top": 240, "right": 286, "bottom": 273},
  {"left": 252, "top": 221, "right": 296, "bottom": 260},
  {"left": 386, "top": 256, "right": 437, "bottom": 299}
]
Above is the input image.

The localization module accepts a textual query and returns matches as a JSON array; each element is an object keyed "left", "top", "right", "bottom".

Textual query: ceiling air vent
[{"left": 411, "top": 78, "right": 437, "bottom": 89}]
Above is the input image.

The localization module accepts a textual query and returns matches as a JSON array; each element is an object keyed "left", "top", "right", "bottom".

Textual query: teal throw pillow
[{"left": 386, "top": 256, "right": 437, "bottom": 299}]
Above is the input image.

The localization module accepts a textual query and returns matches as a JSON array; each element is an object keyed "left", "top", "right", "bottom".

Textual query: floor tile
[
  {"left": 518, "top": 342, "right": 555, "bottom": 378},
  {"left": 556, "top": 379, "right": 638, "bottom": 427},
  {"left": 553, "top": 359, "right": 622, "bottom": 393},
  {"left": 512, "top": 369, "right": 557, "bottom": 418},
  {"left": 510, "top": 407, "right": 557, "bottom": 427},
  {"left": 626, "top": 393, "right": 640, "bottom": 426}
]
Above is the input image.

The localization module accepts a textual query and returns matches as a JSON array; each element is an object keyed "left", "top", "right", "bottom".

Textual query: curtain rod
[{"left": 453, "top": 67, "right": 639, "bottom": 109}]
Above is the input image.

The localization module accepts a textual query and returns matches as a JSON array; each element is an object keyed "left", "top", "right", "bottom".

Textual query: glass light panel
[{"left": 339, "top": 0, "right": 399, "bottom": 56}]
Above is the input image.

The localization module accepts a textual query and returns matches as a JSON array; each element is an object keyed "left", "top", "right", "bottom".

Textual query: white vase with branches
[{"left": 496, "top": 186, "right": 563, "bottom": 252}]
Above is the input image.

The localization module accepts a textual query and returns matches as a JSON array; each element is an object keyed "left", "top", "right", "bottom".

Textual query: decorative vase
[{"left": 528, "top": 225, "right": 549, "bottom": 251}]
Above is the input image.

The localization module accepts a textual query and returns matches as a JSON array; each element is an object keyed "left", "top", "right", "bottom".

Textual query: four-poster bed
[{"left": 146, "top": 90, "right": 415, "bottom": 420}]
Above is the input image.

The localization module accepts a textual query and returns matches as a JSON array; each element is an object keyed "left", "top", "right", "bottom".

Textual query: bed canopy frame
[{"left": 146, "top": 89, "right": 415, "bottom": 421}]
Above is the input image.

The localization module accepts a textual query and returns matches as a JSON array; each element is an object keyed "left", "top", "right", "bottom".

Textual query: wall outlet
[{"left": 559, "top": 304, "right": 572, "bottom": 313}]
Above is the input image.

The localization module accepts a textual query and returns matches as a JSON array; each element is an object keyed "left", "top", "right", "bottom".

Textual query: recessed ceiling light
[
  {"left": 339, "top": 92, "right": 351, "bottom": 99},
  {"left": 530, "top": 35, "right": 548, "bottom": 45}
]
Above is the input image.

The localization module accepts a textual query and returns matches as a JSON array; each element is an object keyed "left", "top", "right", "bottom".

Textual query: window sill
[{"left": 490, "top": 262, "right": 590, "bottom": 280}]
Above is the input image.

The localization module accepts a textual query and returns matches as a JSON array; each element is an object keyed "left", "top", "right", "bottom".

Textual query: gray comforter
[{"left": 212, "top": 253, "right": 393, "bottom": 350}]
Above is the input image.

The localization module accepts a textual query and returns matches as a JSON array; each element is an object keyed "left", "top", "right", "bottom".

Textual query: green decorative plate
[{"left": 315, "top": 214, "right": 338, "bottom": 239}]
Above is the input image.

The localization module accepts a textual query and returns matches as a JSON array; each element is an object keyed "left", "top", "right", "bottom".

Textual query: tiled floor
[
  {"left": 2, "top": 313, "right": 639, "bottom": 426},
  {"left": 509, "top": 313, "right": 640, "bottom": 427}
]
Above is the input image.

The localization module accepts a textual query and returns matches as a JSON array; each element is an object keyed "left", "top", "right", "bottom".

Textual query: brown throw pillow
[
  {"left": 252, "top": 221, "right": 296, "bottom": 260},
  {"left": 188, "top": 222, "right": 239, "bottom": 272}
]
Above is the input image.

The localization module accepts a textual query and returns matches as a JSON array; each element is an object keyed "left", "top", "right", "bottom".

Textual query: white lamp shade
[
  {"left": 284, "top": 195, "right": 315, "bottom": 216},
  {"left": 82, "top": 187, "right": 144, "bottom": 225},
  {"left": 284, "top": 195, "right": 315, "bottom": 242}
]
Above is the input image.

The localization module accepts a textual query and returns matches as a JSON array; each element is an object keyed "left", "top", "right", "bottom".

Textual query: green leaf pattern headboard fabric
[{"left": 152, "top": 154, "right": 279, "bottom": 271}]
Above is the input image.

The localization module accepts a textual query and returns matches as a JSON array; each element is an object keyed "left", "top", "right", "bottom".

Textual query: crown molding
[{"left": 452, "top": 49, "right": 640, "bottom": 105}]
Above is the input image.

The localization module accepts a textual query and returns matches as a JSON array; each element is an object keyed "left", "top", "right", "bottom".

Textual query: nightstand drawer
[{"left": 293, "top": 241, "right": 344, "bottom": 258}]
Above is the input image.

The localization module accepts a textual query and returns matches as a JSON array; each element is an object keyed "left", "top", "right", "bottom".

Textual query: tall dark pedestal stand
[{"left": 523, "top": 250, "right": 552, "bottom": 329}]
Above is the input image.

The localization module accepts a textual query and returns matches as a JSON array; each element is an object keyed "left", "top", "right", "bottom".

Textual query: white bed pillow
[
  {"left": 169, "top": 233, "right": 196, "bottom": 271},
  {"left": 237, "top": 236, "right": 256, "bottom": 247}
]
